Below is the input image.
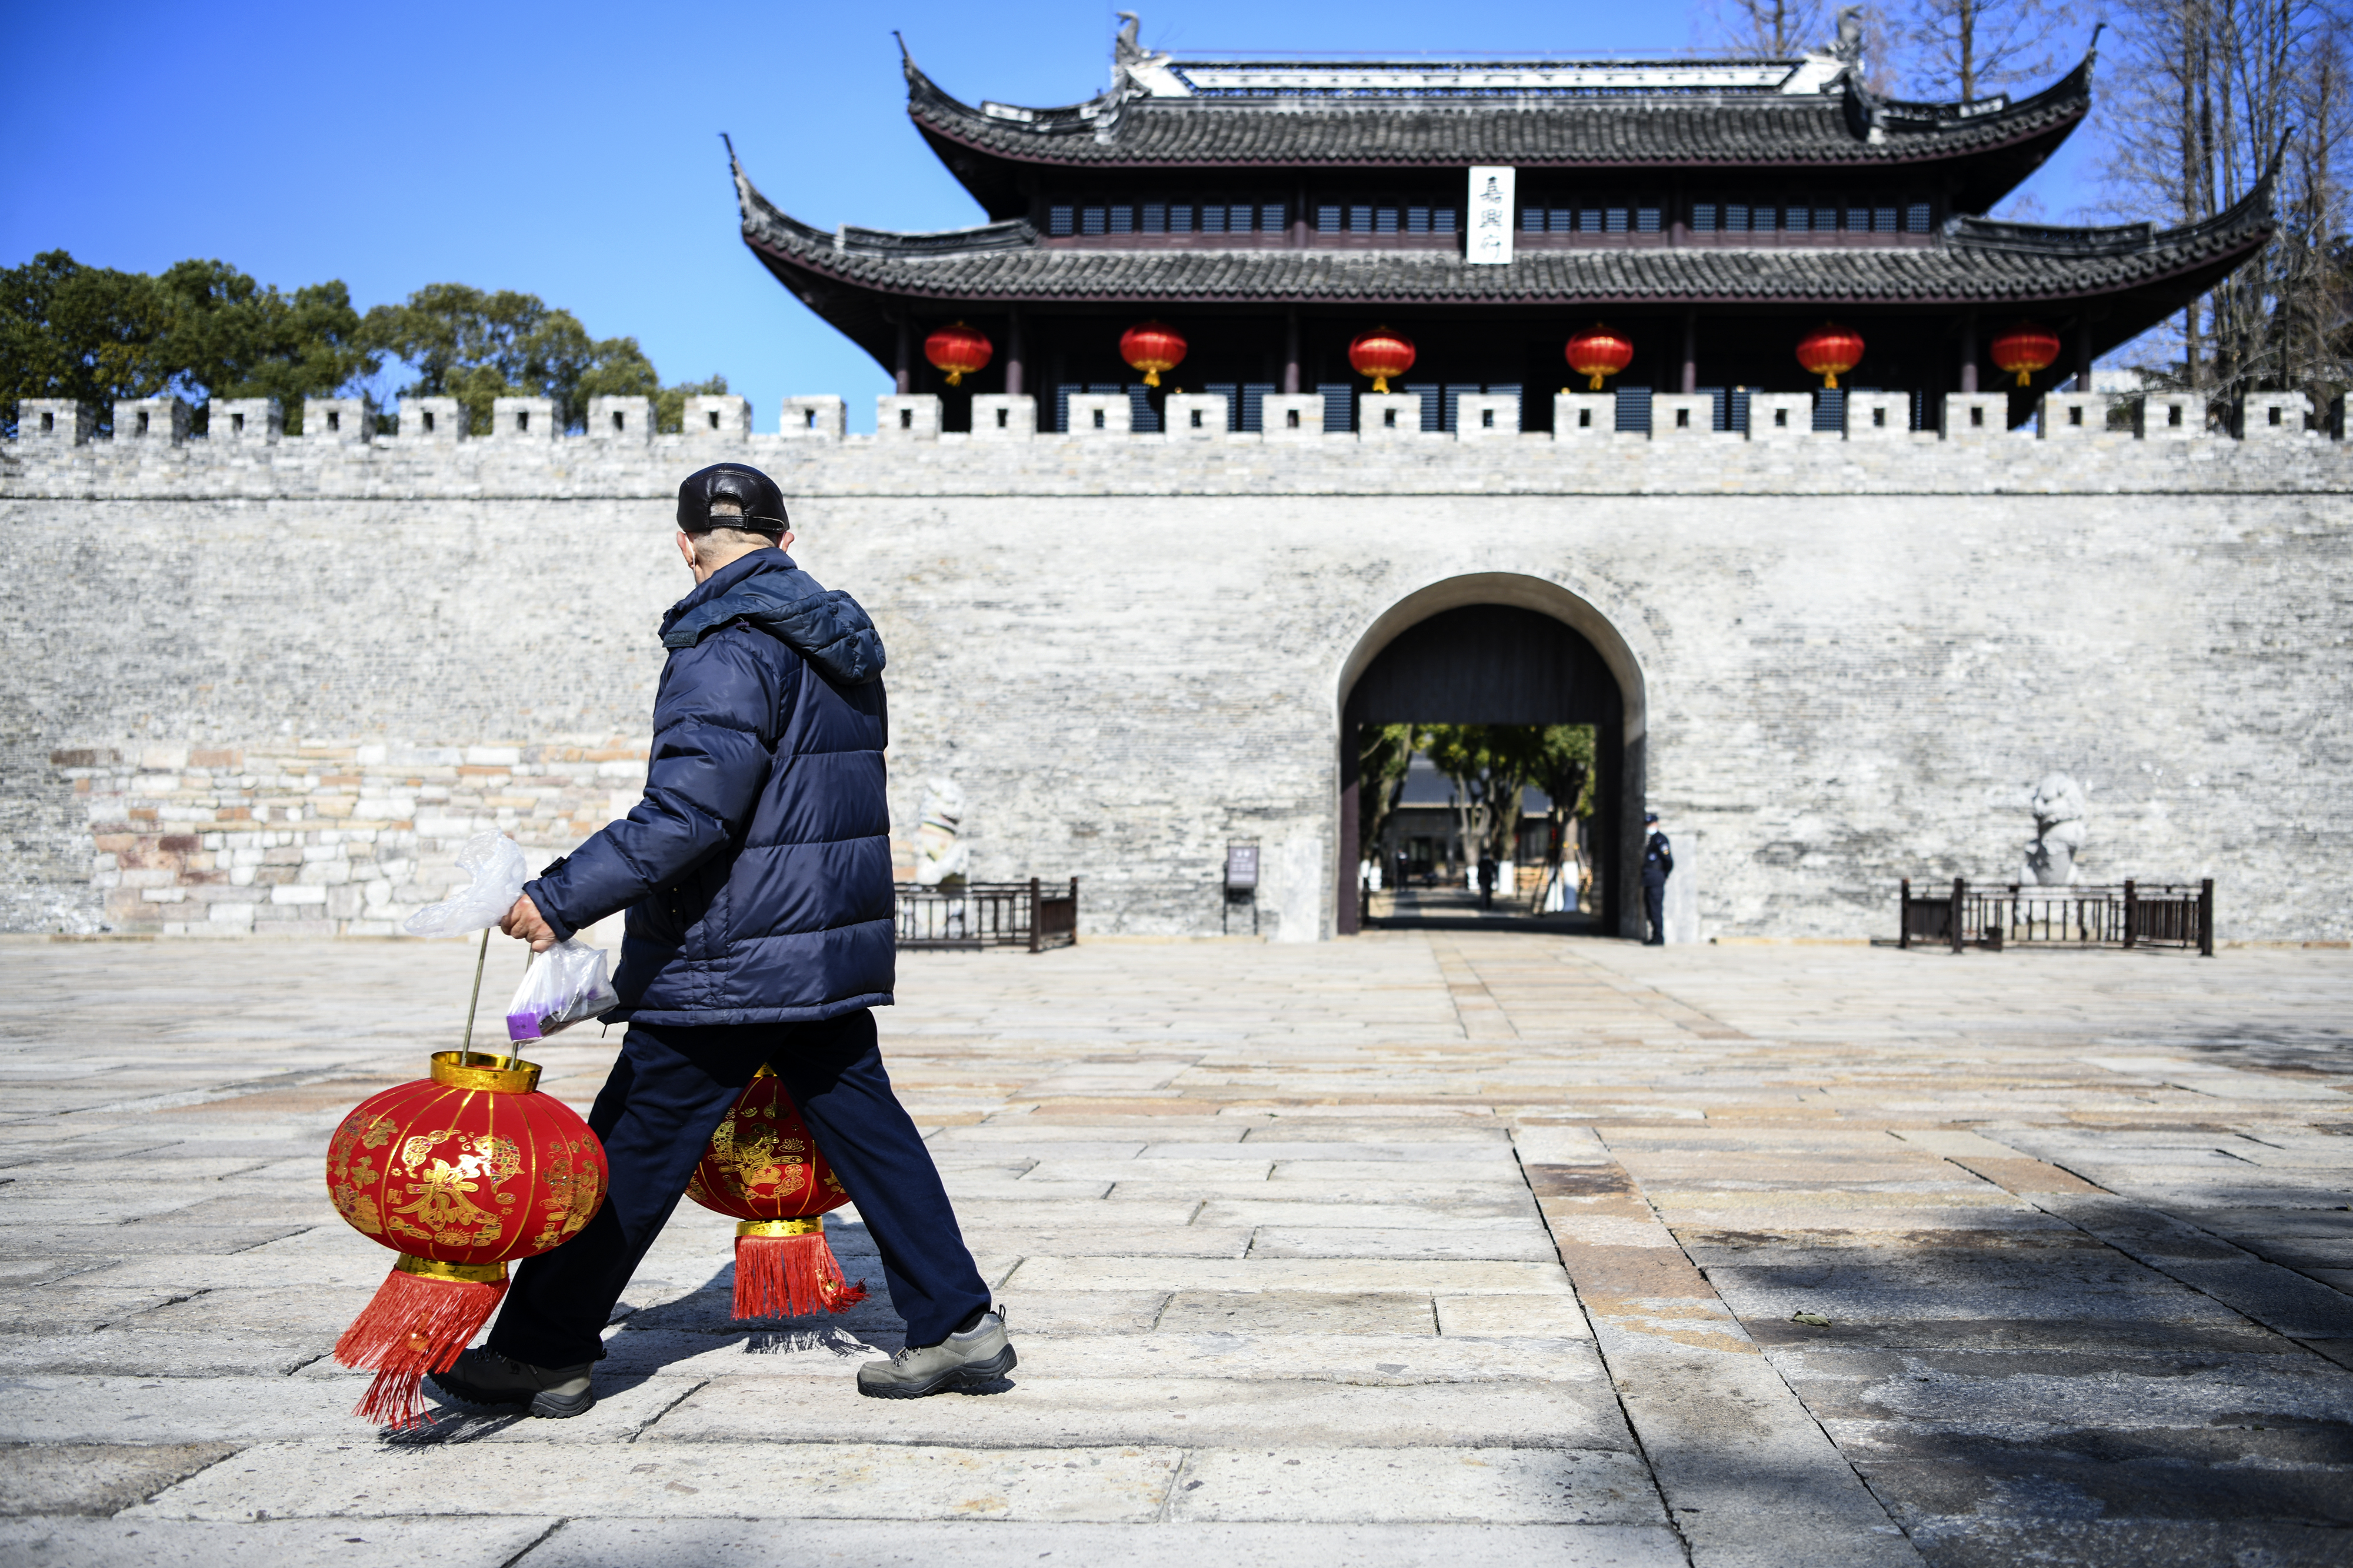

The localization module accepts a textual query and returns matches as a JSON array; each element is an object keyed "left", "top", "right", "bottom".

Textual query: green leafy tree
[
  {"left": 1357, "top": 723, "right": 1421, "bottom": 872},
  {"left": 655, "top": 373, "right": 731, "bottom": 433},
  {"left": 363, "top": 284, "right": 660, "bottom": 434},
  {"left": 1422, "top": 725, "right": 1530, "bottom": 872},
  {"left": 1, "top": 251, "right": 381, "bottom": 438},
  {"left": 1524, "top": 725, "right": 1596, "bottom": 910},
  {"left": 5, "top": 255, "right": 711, "bottom": 440},
  {"left": 155, "top": 260, "right": 376, "bottom": 435},
  {"left": 0, "top": 251, "right": 174, "bottom": 436},
  {"left": 1417, "top": 724, "right": 1595, "bottom": 903}
]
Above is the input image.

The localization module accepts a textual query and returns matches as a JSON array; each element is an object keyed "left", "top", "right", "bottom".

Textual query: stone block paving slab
[
  {"left": 0, "top": 1516, "right": 561, "bottom": 1568},
  {"left": 1165, "top": 1446, "right": 1659, "bottom": 1524},
  {"left": 0, "top": 1370, "right": 705, "bottom": 1446},
  {"left": 518, "top": 1519, "right": 1688, "bottom": 1567},
  {"left": 1247, "top": 1224, "right": 1561, "bottom": 1261},
  {"left": 651, "top": 1374, "right": 1632, "bottom": 1450},
  {"left": 1002, "top": 1330, "right": 1604, "bottom": 1378},
  {"left": 0, "top": 1441, "right": 236, "bottom": 1517},
  {"left": 4, "top": 937, "right": 2352, "bottom": 1566},
  {"left": 132, "top": 1439, "right": 1187, "bottom": 1522},
  {"left": 1002, "top": 1257, "right": 1576, "bottom": 1295}
]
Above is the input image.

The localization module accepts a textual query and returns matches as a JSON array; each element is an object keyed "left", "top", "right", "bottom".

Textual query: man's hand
[{"left": 501, "top": 894, "right": 557, "bottom": 953}]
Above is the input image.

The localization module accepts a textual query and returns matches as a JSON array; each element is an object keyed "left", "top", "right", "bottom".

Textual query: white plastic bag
[
  {"left": 402, "top": 833, "right": 531, "bottom": 937},
  {"left": 504, "top": 938, "right": 619, "bottom": 1042}
]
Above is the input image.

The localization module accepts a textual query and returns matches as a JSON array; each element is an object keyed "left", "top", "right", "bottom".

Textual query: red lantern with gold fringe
[
  {"left": 1347, "top": 327, "right": 1417, "bottom": 394},
  {"left": 1119, "top": 321, "right": 1188, "bottom": 388},
  {"left": 1989, "top": 321, "right": 2062, "bottom": 388},
  {"left": 325, "top": 1051, "right": 606, "bottom": 1428},
  {"left": 1796, "top": 322, "right": 1866, "bottom": 389},
  {"left": 686, "top": 1067, "right": 868, "bottom": 1319},
  {"left": 924, "top": 322, "right": 993, "bottom": 386},
  {"left": 1565, "top": 325, "right": 1635, "bottom": 393}
]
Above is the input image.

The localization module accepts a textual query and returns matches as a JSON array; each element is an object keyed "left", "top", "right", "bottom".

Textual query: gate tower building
[{"left": 734, "top": 15, "right": 2274, "bottom": 433}]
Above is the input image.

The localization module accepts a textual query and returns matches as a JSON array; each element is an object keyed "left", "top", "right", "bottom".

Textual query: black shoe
[{"left": 427, "top": 1346, "right": 596, "bottom": 1418}]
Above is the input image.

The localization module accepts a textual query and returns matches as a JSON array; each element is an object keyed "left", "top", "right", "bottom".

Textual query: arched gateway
[{"left": 1337, "top": 575, "right": 1647, "bottom": 939}]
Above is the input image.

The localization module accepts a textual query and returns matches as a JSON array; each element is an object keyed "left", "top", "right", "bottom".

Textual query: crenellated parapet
[{"left": 9, "top": 391, "right": 2350, "bottom": 501}]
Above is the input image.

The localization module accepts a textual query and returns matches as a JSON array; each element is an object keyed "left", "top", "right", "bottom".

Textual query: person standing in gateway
[
  {"left": 429, "top": 462, "right": 1011, "bottom": 1416},
  {"left": 1642, "top": 811, "right": 1673, "bottom": 946}
]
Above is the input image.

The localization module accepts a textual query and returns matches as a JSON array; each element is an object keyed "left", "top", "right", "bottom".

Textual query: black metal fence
[
  {"left": 1900, "top": 878, "right": 2213, "bottom": 955},
  {"left": 894, "top": 878, "right": 1079, "bottom": 953}
]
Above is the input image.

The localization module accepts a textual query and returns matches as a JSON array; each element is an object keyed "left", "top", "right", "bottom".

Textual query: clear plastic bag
[
  {"left": 402, "top": 832, "right": 531, "bottom": 938},
  {"left": 504, "top": 938, "right": 619, "bottom": 1042}
]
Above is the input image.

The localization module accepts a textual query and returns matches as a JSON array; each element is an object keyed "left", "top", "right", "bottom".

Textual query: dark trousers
[
  {"left": 486, "top": 1008, "right": 989, "bottom": 1367},
  {"left": 1643, "top": 878, "right": 1667, "bottom": 943}
]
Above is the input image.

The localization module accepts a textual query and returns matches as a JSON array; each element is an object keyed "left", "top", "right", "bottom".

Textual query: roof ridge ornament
[
  {"left": 1832, "top": 6, "right": 1865, "bottom": 64},
  {"left": 1110, "top": 11, "right": 1189, "bottom": 103},
  {"left": 1114, "top": 11, "right": 1146, "bottom": 66}
]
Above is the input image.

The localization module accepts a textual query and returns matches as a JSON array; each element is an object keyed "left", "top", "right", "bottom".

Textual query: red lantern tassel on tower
[
  {"left": 687, "top": 1067, "right": 868, "bottom": 1319},
  {"left": 325, "top": 1050, "right": 606, "bottom": 1428}
]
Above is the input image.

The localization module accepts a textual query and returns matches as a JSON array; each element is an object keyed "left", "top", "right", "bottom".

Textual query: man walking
[
  {"left": 430, "top": 462, "right": 1009, "bottom": 1416},
  {"left": 1641, "top": 811, "right": 1672, "bottom": 946}
]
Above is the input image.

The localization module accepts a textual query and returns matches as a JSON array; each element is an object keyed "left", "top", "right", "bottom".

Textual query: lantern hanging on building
[
  {"left": 1348, "top": 327, "right": 1417, "bottom": 394},
  {"left": 1119, "top": 321, "right": 1188, "bottom": 388},
  {"left": 1795, "top": 322, "right": 1867, "bottom": 389},
  {"left": 1989, "top": 320, "right": 2062, "bottom": 387},
  {"left": 685, "top": 1067, "right": 868, "bottom": 1320},
  {"left": 325, "top": 1051, "right": 608, "bottom": 1428},
  {"left": 924, "top": 322, "right": 993, "bottom": 386},
  {"left": 1564, "top": 325, "right": 1635, "bottom": 393}
]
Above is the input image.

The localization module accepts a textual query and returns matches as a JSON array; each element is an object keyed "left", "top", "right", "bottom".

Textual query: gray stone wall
[{"left": 3, "top": 417, "right": 2348, "bottom": 943}]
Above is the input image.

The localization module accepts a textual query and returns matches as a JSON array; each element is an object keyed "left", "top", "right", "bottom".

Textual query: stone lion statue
[
  {"left": 914, "top": 778, "right": 969, "bottom": 888},
  {"left": 2022, "top": 772, "right": 2089, "bottom": 885}
]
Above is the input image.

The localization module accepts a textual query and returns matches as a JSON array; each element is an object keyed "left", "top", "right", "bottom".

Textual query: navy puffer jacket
[{"left": 522, "top": 550, "right": 895, "bottom": 1024}]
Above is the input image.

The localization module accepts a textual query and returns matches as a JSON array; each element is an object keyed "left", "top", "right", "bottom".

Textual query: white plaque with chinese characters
[{"left": 1467, "top": 166, "right": 1515, "bottom": 265}]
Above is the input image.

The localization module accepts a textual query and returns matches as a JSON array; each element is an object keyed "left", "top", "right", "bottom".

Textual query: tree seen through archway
[{"left": 1361, "top": 723, "right": 1595, "bottom": 917}]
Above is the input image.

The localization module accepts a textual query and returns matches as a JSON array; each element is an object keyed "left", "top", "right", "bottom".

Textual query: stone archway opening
[{"left": 1336, "top": 575, "right": 1647, "bottom": 939}]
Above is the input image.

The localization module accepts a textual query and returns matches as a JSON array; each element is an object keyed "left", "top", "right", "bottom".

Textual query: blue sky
[{"left": 2, "top": 2, "right": 2108, "bottom": 431}]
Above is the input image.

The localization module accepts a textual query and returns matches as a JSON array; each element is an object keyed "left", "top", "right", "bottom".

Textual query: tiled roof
[
  {"left": 736, "top": 163, "right": 2273, "bottom": 309},
  {"left": 905, "top": 54, "right": 2094, "bottom": 170}
]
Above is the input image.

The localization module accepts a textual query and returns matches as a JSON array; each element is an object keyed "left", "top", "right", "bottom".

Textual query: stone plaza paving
[{"left": 0, "top": 932, "right": 2348, "bottom": 1567}]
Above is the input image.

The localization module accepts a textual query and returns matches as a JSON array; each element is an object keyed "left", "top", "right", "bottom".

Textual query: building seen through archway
[
  {"left": 1368, "top": 732, "right": 1599, "bottom": 928},
  {"left": 1337, "top": 593, "right": 1642, "bottom": 938}
]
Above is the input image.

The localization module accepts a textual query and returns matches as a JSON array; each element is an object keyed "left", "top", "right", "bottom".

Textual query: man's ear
[
  {"left": 778, "top": 531, "right": 795, "bottom": 553},
  {"left": 676, "top": 531, "right": 699, "bottom": 566}
]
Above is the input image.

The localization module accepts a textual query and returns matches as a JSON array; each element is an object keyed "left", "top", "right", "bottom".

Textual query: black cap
[
  {"left": 677, "top": 463, "right": 789, "bottom": 537},
  {"left": 1644, "top": 812, "right": 1659, "bottom": 823}
]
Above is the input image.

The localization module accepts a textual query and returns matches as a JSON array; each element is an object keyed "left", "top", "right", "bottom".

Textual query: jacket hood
[{"left": 659, "top": 551, "right": 886, "bottom": 685}]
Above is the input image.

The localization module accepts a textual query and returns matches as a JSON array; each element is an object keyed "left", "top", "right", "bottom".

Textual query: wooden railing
[
  {"left": 1900, "top": 878, "right": 2212, "bottom": 955},
  {"left": 894, "top": 878, "right": 1079, "bottom": 953}
]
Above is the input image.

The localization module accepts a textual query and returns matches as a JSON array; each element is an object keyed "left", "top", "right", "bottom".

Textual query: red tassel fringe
[
  {"left": 733, "top": 1231, "right": 868, "bottom": 1320},
  {"left": 334, "top": 1266, "right": 507, "bottom": 1429}
]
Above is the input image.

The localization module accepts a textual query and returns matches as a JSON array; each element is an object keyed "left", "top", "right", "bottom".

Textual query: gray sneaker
[
  {"left": 856, "top": 1308, "right": 1016, "bottom": 1399},
  {"left": 427, "top": 1347, "right": 596, "bottom": 1418}
]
